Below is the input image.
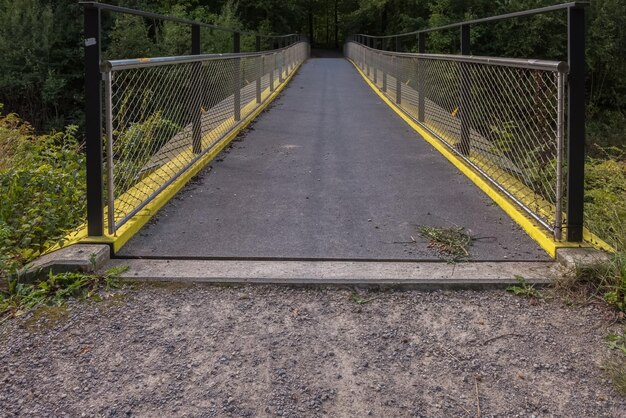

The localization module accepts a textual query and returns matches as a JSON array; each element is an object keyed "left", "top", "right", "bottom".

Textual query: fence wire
[
  {"left": 103, "top": 42, "right": 309, "bottom": 233},
  {"left": 346, "top": 42, "right": 567, "bottom": 238}
]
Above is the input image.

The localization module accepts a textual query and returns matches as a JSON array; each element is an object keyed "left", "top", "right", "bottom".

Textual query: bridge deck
[{"left": 118, "top": 58, "right": 548, "bottom": 260}]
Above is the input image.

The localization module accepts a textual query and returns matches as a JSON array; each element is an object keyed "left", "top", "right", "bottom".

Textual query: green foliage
[
  {"left": 0, "top": 0, "right": 82, "bottom": 131},
  {"left": 0, "top": 266, "right": 128, "bottom": 322},
  {"left": 0, "top": 108, "right": 85, "bottom": 276},
  {"left": 506, "top": 276, "right": 543, "bottom": 299},
  {"left": 105, "top": 14, "right": 158, "bottom": 60},
  {"left": 113, "top": 111, "right": 180, "bottom": 189},
  {"left": 584, "top": 152, "right": 626, "bottom": 251},
  {"left": 574, "top": 254, "right": 626, "bottom": 314},
  {"left": 606, "top": 331, "right": 626, "bottom": 357}
]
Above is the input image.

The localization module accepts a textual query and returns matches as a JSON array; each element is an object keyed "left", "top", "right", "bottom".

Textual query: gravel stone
[{"left": 0, "top": 284, "right": 625, "bottom": 417}]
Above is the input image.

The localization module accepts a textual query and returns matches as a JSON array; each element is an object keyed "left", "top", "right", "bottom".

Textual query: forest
[{"left": 0, "top": 0, "right": 624, "bottom": 277}]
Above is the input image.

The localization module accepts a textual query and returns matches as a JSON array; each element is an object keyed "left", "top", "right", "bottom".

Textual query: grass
[
  {"left": 417, "top": 225, "right": 473, "bottom": 262},
  {"left": 563, "top": 253, "right": 626, "bottom": 314},
  {"left": 0, "top": 266, "right": 128, "bottom": 323},
  {"left": 604, "top": 329, "right": 626, "bottom": 396}
]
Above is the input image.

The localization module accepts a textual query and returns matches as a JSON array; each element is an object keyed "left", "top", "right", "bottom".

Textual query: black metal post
[
  {"left": 233, "top": 32, "right": 241, "bottom": 121},
  {"left": 417, "top": 32, "right": 425, "bottom": 122},
  {"left": 191, "top": 25, "right": 202, "bottom": 154},
  {"left": 458, "top": 24, "right": 471, "bottom": 156},
  {"left": 566, "top": 5, "right": 586, "bottom": 242},
  {"left": 84, "top": 4, "right": 104, "bottom": 237},
  {"left": 395, "top": 36, "right": 401, "bottom": 104},
  {"left": 191, "top": 24, "right": 200, "bottom": 54}
]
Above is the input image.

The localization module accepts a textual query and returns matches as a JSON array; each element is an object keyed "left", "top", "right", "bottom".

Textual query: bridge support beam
[
  {"left": 566, "top": 5, "right": 586, "bottom": 242},
  {"left": 84, "top": 4, "right": 104, "bottom": 237}
]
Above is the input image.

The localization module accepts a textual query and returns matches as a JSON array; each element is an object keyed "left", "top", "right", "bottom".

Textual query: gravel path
[{"left": 1, "top": 284, "right": 625, "bottom": 417}]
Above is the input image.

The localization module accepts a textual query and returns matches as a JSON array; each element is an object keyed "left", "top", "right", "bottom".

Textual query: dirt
[{"left": 1, "top": 284, "right": 625, "bottom": 417}]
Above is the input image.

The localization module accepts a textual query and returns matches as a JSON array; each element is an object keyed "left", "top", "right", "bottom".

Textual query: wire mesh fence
[
  {"left": 345, "top": 42, "right": 568, "bottom": 239},
  {"left": 103, "top": 42, "right": 309, "bottom": 233}
]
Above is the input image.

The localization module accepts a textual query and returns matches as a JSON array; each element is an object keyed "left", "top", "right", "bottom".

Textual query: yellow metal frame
[
  {"left": 52, "top": 62, "right": 304, "bottom": 254},
  {"left": 348, "top": 58, "right": 613, "bottom": 257}
]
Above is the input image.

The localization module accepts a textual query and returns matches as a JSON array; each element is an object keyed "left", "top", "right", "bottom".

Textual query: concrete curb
[
  {"left": 555, "top": 247, "right": 612, "bottom": 270},
  {"left": 19, "top": 244, "right": 110, "bottom": 281},
  {"left": 104, "top": 259, "right": 561, "bottom": 289}
]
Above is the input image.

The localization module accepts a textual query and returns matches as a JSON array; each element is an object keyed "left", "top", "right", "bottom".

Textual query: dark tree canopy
[{"left": 0, "top": 0, "right": 624, "bottom": 150}]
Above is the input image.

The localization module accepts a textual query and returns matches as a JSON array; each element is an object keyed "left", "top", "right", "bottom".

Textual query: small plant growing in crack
[
  {"left": 349, "top": 292, "right": 377, "bottom": 305},
  {"left": 506, "top": 276, "right": 543, "bottom": 299}
]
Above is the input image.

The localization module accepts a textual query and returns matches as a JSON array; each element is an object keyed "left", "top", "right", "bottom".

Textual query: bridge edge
[{"left": 346, "top": 58, "right": 612, "bottom": 258}]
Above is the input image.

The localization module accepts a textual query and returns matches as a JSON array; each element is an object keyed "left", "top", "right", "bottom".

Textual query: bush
[
  {"left": 584, "top": 151, "right": 626, "bottom": 251},
  {"left": 0, "top": 107, "right": 85, "bottom": 277}
]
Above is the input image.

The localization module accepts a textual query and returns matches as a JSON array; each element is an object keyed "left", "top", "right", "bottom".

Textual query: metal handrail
[
  {"left": 349, "top": 42, "right": 569, "bottom": 73},
  {"left": 102, "top": 43, "right": 308, "bottom": 71},
  {"left": 346, "top": 42, "right": 567, "bottom": 238},
  {"left": 352, "top": 2, "right": 588, "bottom": 39}
]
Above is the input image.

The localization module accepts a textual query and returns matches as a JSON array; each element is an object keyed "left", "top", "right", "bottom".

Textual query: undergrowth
[
  {"left": 0, "top": 105, "right": 86, "bottom": 278},
  {"left": 564, "top": 254, "right": 626, "bottom": 315},
  {"left": 0, "top": 266, "right": 128, "bottom": 323},
  {"left": 585, "top": 147, "right": 626, "bottom": 252}
]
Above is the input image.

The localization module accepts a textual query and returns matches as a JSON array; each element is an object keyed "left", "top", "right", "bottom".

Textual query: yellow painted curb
[
  {"left": 51, "top": 61, "right": 304, "bottom": 254},
  {"left": 347, "top": 58, "right": 613, "bottom": 257}
]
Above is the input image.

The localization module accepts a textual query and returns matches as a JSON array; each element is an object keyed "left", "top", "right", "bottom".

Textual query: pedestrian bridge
[{"left": 73, "top": 2, "right": 611, "bottom": 263}]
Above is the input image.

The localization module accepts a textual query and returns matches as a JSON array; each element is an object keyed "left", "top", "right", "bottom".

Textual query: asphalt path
[{"left": 119, "top": 58, "right": 548, "bottom": 261}]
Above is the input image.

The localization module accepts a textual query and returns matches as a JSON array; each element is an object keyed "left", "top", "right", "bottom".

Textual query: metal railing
[
  {"left": 346, "top": 42, "right": 567, "bottom": 238},
  {"left": 346, "top": 2, "right": 587, "bottom": 242},
  {"left": 103, "top": 43, "right": 309, "bottom": 233},
  {"left": 82, "top": 2, "right": 308, "bottom": 236}
]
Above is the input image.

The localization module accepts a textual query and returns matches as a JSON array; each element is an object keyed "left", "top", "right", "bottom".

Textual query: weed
[
  {"left": 584, "top": 153, "right": 626, "bottom": 252},
  {"left": 506, "top": 276, "right": 543, "bottom": 299},
  {"left": 606, "top": 330, "right": 626, "bottom": 356},
  {"left": 349, "top": 292, "right": 377, "bottom": 305},
  {"left": 0, "top": 265, "right": 128, "bottom": 322},
  {"left": 571, "top": 253, "right": 626, "bottom": 314},
  {"left": 417, "top": 225, "right": 472, "bottom": 262},
  {"left": 0, "top": 109, "right": 86, "bottom": 277}
]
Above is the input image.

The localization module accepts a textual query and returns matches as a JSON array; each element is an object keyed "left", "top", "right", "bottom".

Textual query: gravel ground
[{"left": 1, "top": 284, "right": 625, "bottom": 417}]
